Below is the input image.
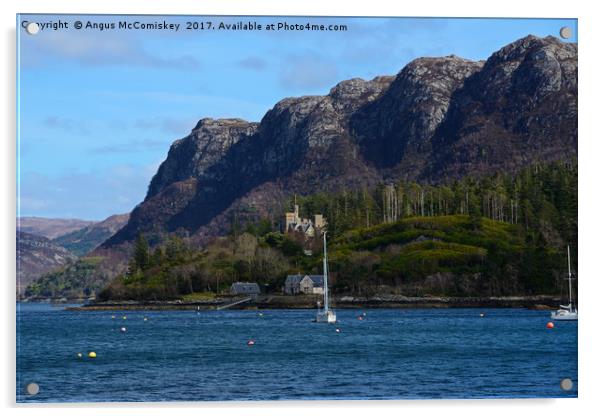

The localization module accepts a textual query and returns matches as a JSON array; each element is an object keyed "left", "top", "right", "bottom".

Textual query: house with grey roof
[
  {"left": 284, "top": 274, "right": 324, "bottom": 295},
  {"left": 230, "top": 282, "right": 260, "bottom": 296}
]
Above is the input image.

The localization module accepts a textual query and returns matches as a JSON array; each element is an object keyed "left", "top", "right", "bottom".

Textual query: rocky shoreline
[{"left": 63, "top": 294, "right": 561, "bottom": 311}]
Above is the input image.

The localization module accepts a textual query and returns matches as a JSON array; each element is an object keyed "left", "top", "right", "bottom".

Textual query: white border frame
[{"left": 3, "top": 1, "right": 601, "bottom": 415}]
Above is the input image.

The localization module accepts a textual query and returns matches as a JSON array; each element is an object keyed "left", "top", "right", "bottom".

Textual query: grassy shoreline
[{"left": 58, "top": 294, "right": 562, "bottom": 311}]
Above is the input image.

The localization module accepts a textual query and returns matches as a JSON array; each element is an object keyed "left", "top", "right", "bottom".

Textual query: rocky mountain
[
  {"left": 103, "top": 35, "right": 577, "bottom": 250},
  {"left": 18, "top": 217, "right": 96, "bottom": 239},
  {"left": 53, "top": 213, "right": 130, "bottom": 256},
  {"left": 17, "top": 231, "right": 77, "bottom": 294}
]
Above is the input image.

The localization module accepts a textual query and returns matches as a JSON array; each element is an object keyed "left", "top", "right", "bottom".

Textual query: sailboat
[
  {"left": 315, "top": 232, "right": 336, "bottom": 323},
  {"left": 551, "top": 245, "right": 578, "bottom": 321}
]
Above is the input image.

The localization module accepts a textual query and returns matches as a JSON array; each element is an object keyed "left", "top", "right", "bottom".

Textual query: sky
[{"left": 16, "top": 15, "right": 577, "bottom": 220}]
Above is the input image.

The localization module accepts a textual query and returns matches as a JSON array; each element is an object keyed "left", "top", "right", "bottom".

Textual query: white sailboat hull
[
  {"left": 315, "top": 310, "right": 337, "bottom": 323},
  {"left": 551, "top": 246, "right": 578, "bottom": 321},
  {"left": 551, "top": 309, "right": 578, "bottom": 321}
]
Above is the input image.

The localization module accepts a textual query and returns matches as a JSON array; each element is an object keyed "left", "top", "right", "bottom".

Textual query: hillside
[
  {"left": 102, "top": 35, "right": 576, "bottom": 250},
  {"left": 18, "top": 217, "right": 95, "bottom": 239},
  {"left": 53, "top": 213, "right": 129, "bottom": 256},
  {"left": 94, "top": 161, "right": 576, "bottom": 301},
  {"left": 24, "top": 257, "right": 111, "bottom": 300},
  {"left": 16, "top": 231, "right": 77, "bottom": 294},
  {"left": 96, "top": 214, "right": 569, "bottom": 302},
  {"left": 330, "top": 216, "right": 559, "bottom": 296}
]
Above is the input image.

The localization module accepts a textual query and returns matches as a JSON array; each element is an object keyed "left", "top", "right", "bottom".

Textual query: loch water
[{"left": 16, "top": 302, "right": 577, "bottom": 402}]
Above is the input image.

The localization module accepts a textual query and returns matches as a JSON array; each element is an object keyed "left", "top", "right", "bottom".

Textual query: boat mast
[
  {"left": 323, "top": 232, "right": 329, "bottom": 312},
  {"left": 566, "top": 245, "right": 573, "bottom": 310}
]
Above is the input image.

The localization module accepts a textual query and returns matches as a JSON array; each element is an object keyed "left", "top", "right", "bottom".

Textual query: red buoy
[
  {"left": 546, "top": 322, "right": 554, "bottom": 329},
  {"left": 247, "top": 340, "right": 255, "bottom": 346}
]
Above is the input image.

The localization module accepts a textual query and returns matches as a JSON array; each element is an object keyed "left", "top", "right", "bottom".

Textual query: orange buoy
[
  {"left": 546, "top": 322, "right": 554, "bottom": 329},
  {"left": 247, "top": 340, "right": 255, "bottom": 346}
]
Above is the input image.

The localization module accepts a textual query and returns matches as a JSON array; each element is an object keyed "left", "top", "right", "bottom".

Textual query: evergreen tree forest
[
  {"left": 294, "top": 160, "right": 576, "bottom": 248},
  {"left": 90, "top": 161, "right": 577, "bottom": 301}
]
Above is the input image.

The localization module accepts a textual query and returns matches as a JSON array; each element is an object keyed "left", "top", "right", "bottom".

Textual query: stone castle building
[{"left": 283, "top": 204, "right": 326, "bottom": 237}]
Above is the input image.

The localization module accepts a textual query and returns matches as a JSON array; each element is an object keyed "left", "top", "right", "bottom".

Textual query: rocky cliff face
[
  {"left": 103, "top": 35, "right": 577, "bottom": 248},
  {"left": 426, "top": 35, "right": 578, "bottom": 179}
]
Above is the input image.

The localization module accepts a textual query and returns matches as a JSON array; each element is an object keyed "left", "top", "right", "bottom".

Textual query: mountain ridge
[
  {"left": 18, "top": 217, "right": 96, "bottom": 240},
  {"left": 102, "top": 35, "right": 577, "bottom": 250}
]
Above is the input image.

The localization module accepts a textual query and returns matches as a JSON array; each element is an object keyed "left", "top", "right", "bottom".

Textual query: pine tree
[{"left": 133, "top": 234, "right": 150, "bottom": 271}]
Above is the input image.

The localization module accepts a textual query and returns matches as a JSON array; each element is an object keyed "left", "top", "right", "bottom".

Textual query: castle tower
[
  {"left": 314, "top": 214, "right": 325, "bottom": 229},
  {"left": 284, "top": 204, "right": 301, "bottom": 232}
]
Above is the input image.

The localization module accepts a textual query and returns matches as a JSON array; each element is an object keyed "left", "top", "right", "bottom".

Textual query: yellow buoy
[{"left": 88, "top": 351, "right": 97, "bottom": 358}]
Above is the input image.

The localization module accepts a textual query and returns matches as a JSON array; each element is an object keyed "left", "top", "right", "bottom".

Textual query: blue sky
[{"left": 17, "top": 15, "right": 577, "bottom": 220}]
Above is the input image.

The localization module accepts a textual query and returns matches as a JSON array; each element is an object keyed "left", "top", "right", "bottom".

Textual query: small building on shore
[
  {"left": 230, "top": 282, "right": 260, "bottom": 296},
  {"left": 284, "top": 274, "right": 324, "bottom": 295}
]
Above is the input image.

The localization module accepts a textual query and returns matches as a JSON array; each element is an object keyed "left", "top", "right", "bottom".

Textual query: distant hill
[
  {"left": 53, "top": 213, "right": 130, "bottom": 256},
  {"left": 24, "top": 257, "right": 113, "bottom": 300},
  {"left": 16, "top": 231, "right": 77, "bottom": 295},
  {"left": 18, "top": 217, "right": 96, "bottom": 239}
]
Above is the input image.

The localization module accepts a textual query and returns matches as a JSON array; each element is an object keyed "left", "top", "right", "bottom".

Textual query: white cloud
[
  {"left": 43, "top": 116, "right": 90, "bottom": 135},
  {"left": 279, "top": 52, "right": 339, "bottom": 90},
  {"left": 21, "top": 31, "right": 200, "bottom": 70},
  {"left": 19, "top": 163, "right": 158, "bottom": 220},
  {"left": 238, "top": 56, "right": 268, "bottom": 71}
]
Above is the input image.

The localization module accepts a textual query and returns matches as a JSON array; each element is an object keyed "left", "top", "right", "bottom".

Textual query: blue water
[{"left": 16, "top": 303, "right": 577, "bottom": 402}]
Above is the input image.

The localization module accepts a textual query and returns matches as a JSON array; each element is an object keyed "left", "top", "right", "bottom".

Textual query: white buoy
[{"left": 120, "top": 327, "right": 127, "bottom": 333}]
